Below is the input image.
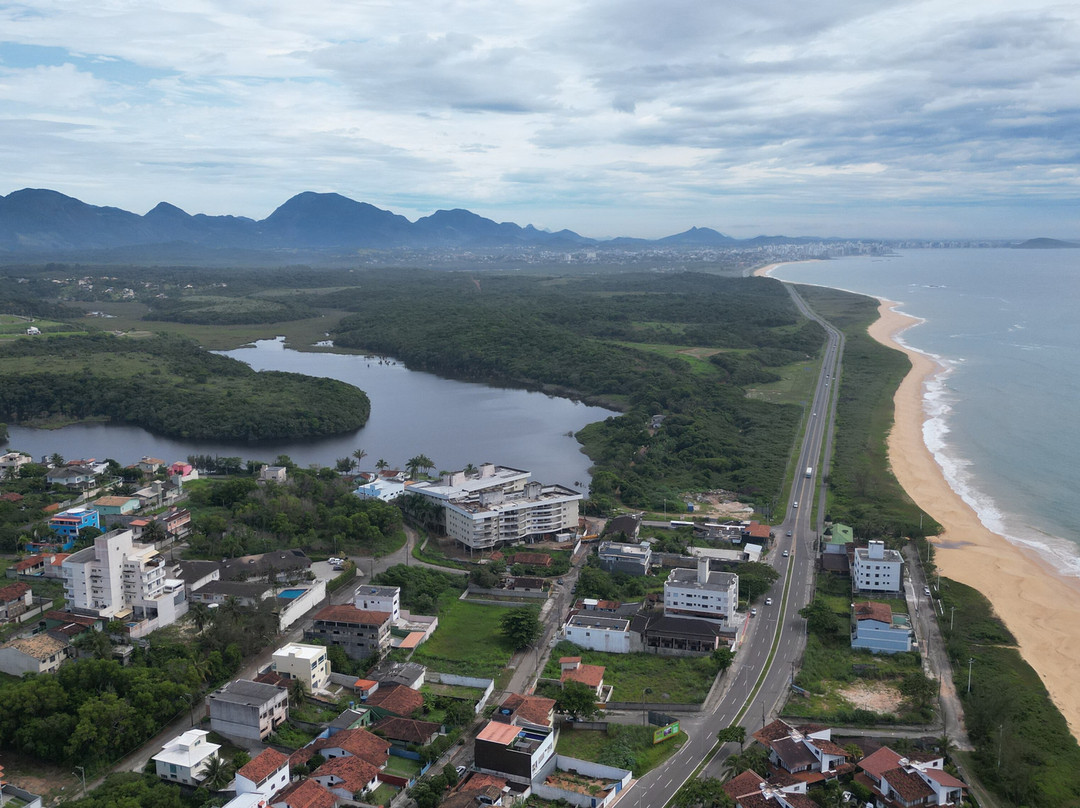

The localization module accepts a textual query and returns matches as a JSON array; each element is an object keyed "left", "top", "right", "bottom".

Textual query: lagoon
[{"left": 6, "top": 338, "right": 616, "bottom": 486}]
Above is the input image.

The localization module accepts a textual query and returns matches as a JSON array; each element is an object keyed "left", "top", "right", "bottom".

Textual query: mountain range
[{"left": 0, "top": 188, "right": 819, "bottom": 258}]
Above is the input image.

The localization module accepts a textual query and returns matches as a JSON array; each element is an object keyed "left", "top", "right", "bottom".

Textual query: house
[
  {"left": 823, "top": 523, "right": 854, "bottom": 555},
  {"left": 852, "top": 541, "right": 904, "bottom": 595},
  {"left": 208, "top": 679, "right": 289, "bottom": 741},
  {"left": 506, "top": 576, "right": 547, "bottom": 592},
  {"left": 235, "top": 748, "right": 291, "bottom": 797},
  {"left": 752, "top": 720, "right": 851, "bottom": 783},
  {"left": 0, "top": 451, "right": 32, "bottom": 479},
  {"left": 0, "top": 634, "right": 71, "bottom": 676},
  {"left": 153, "top": 729, "right": 221, "bottom": 786},
  {"left": 307, "top": 604, "right": 391, "bottom": 661},
  {"left": 272, "top": 643, "right": 330, "bottom": 693},
  {"left": 597, "top": 540, "right": 652, "bottom": 576},
  {"left": 169, "top": 461, "right": 198, "bottom": 481},
  {"left": 563, "top": 614, "right": 634, "bottom": 653},
  {"left": 602, "top": 513, "right": 642, "bottom": 542},
  {"left": 559, "top": 657, "right": 607, "bottom": 699},
  {"left": 0, "top": 582, "right": 32, "bottom": 621},
  {"left": 851, "top": 602, "right": 913, "bottom": 654},
  {"left": 856, "top": 746, "right": 967, "bottom": 808},
  {"left": 371, "top": 715, "right": 442, "bottom": 747},
  {"left": 366, "top": 659, "right": 426, "bottom": 690},
  {"left": 62, "top": 528, "right": 187, "bottom": 630},
  {"left": 474, "top": 720, "right": 557, "bottom": 786},
  {"left": 637, "top": 613, "right": 733, "bottom": 656},
  {"left": 36, "top": 610, "right": 102, "bottom": 641},
  {"left": 45, "top": 466, "right": 96, "bottom": 490},
  {"left": 193, "top": 580, "right": 275, "bottom": 608},
  {"left": 352, "top": 585, "right": 400, "bottom": 621},
  {"left": 408, "top": 465, "right": 582, "bottom": 551},
  {"left": 159, "top": 507, "right": 193, "bottom": 539},
  {"left": 311, "top": 755, "right": 380, "bottom": 801},
  {"left": 271, "top": 779, "right": 337, "bottom": 808},
  {"left": 730, "top": 786, "right": 819, "bottom": 808},
  {"left": 364, "top": 683, "right": 423, "bottom": 717},
  {"left": 10, "top": 554, "right": 49, "bottom": 578},
  {"left": 138, "top": 456, "right": 166, "bottom": 474},
  {"left": 354, "top": 477, "right": 405, "bottom": 502},
  {"left": 221, "top": 550, "right": 311, "bottom": 583},
  {"left": 259, "top": 465, "right": 288, "bottom": 484},
  {"left": 49, "top": 507, "right": 100, "bottom": 541},
  {"left": 90, "top": 495, "right": 141, "bottom": 517},
  {"left": 299, "top": 727, "right": 390, "bottom": 769},
  {"left": 663, "top": 557, "right": 739, "bottom": 627},
  {"left": 493, "top": 693, "right": 557, "bottom": 730}
]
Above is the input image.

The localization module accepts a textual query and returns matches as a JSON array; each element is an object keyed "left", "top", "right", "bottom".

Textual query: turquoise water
[
  {"left": 772, "top": 249, "right": 1080, "bottom": 576},
  {"left": 278, "top": 588, "right": 306, "bottom": 599}
]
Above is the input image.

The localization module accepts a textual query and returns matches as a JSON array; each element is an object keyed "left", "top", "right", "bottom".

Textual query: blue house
[
  {"left": 47, "top": 507, "right": 100, "bottom": 548},
  {"left": 851, "top": 601, "right": 913, "bottom": 654}
]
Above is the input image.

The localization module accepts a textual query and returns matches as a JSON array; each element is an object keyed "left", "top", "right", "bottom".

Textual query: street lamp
[{"left": 641, "top": 687, "right": 652, "bottom": 726}]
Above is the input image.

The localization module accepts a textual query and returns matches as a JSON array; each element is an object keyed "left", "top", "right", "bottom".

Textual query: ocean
[{"left": 770, "top": 248, "right": 1080, "bottom": 576}]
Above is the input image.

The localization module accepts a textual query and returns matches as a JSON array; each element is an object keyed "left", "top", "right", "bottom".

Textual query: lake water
[
  {"left": 772, "top": 248, "right": 1080, "bottom": 575},
  {"left": 5, "top": 338, "right": 616, "bottom": 487}
]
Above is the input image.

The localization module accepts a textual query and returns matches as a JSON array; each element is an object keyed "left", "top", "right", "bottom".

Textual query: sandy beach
[
  {"left": 756, "top": 261, "right": 1080, "bottom": 737},
  {"left": 869, "top": 300, "right": 1080, "bottom": 738}
]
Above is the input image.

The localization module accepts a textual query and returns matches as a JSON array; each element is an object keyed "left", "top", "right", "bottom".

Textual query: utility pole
[
  {"left": 967, "top": 658, "right": 975, "bottom": 694},
  {"left": 950, "top": 606, "right": 955, "bottom": 631},
  {"left": 74, "top": 765, "right": 86, "bottom": 799}
]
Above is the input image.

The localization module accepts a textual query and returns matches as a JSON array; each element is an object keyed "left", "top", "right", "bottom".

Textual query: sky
[{"left": 1, "top": 0, "right": 1079, "bottom": 240}]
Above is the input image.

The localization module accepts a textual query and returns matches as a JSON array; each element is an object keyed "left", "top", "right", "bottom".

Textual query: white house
[
  {"left": 563, "top": 614, "right": 636, "bottom": 654},
  {"left": 858, "top": 746, "right": 967, "bottom": 808},
  {"left": 153, "top": 729, "right": 221, "bottom": 786},
  {"left": 852, "top": 541, "right": 904, "bottom": 594},
  {"left": 353, "top": 584, "right": 400, "bottom": 622},
  {"left": 663, "top": 558, "right": 739, "bottom": 627},
  {"left": 235, "top": 748, "right": 291, "bottom": 797},
  {"left": 271, "top": 642, "right": 330, "bottom": 693},
  {"left": 0, "top": 634, "right": 71, "bottom": 677}
]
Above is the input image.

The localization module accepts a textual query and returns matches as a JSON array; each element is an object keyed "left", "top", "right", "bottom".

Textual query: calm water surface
[{"left": 7, "top": 338, "right": 616, "bottom": 487}]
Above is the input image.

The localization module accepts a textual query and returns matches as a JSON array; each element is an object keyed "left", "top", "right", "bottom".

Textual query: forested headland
[{"left": 0, "top": 333, "right": 370, "bottom": 440}]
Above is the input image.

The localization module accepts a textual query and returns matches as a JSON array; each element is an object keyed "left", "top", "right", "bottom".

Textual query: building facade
[
  {"left": 663, "top": 558, "right": 739, "bottom": 627},
  {"left": 597, "top": 541, "right": 652, "bottom": 576},
  {"left": 154, "top": 730, "right": 221, "bottom": 786},
  {"left": 852, "top": 541, "right": 904, "bottom": 594},
  {"left": 208, "top": 679, "right": 289, "bottom": 741},
  {"left": 308, "top": 604, "right": 392, "bottom": 661},
  {"left": 272, "top": 643, "right": 330, "bottom": 693}
]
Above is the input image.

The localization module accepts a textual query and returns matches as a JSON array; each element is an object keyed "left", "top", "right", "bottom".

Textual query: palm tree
[
  {"left": 375, "top": 458, "right": 389, "bottom": 472},
  {"left": 719, "top": 745, "right": 769, "bottom": 780},
  {"left": 464, "top": 463, "right": 478, "bottom": 476},
  {"left": 413, "top": 454, "right": 435, "bottom": 477},
  {"left": 352, "top": 448, "right": 367, "bottom": 468},
  {"left": 200, "top": 754, "right": 233, "bottom": 790},
  {"left": 288, "top": 676, "right": 307, "bottom": 708}
]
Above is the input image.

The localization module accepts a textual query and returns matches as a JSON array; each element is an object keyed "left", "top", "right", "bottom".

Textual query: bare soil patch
[{"left": 836, "top": 680, "right": 904, "bottom": 713}]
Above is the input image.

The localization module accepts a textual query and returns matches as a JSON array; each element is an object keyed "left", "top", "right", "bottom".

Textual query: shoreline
[
  {"left": 755, "top": 258, "right": 1080, "bottom": 737},
  {"left": 870, "top": 299, "right": 1080, "bottom": 738}
]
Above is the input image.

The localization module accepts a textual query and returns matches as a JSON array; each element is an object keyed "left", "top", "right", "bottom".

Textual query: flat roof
[
  {"left": 274, "top": 642, "right": 326, "bottom": 660},
  {"left": 477, "top": 721, "right": 524, "bottom": 745}
]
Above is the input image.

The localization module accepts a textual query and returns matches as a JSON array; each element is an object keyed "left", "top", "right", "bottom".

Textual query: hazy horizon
[{"left": 2, "top": 1, "right": 1078, "bottom": 240}]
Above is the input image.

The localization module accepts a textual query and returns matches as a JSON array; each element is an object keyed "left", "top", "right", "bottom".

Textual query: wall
[
  {"left": 277, "top": 580, "right": 327, "bottom": 631},
  {"left": 426, "top": 672, "right": 495, "bottom": 713}
]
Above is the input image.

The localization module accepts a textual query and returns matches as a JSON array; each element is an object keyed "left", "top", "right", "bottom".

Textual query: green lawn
[
  {"left": 545, "top": 641, "right": 722, "bottom": 703},
  {"left": 368, "top": 782, "right": 399, "bottom": 807},
  {"left": 382, "top": 755, "right": 422, "bottom": 777},
  {"left": 410, "top": 599, "right": 515, "bottom": 683},
  {"left": 745, "top": 358, "right": 821, "bottom": 405}
]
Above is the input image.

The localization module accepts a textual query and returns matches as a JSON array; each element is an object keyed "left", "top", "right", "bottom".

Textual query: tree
[
  {"left": 49, "top": 452, "right": 64, "bottom": 467},
  {"left": 673, "top": 777, "right": 732, "bottom": 808},
  {"left": 799, "top": 598, "right": 842, "bottom": 638},
  {"left": 712, "top": 647, "right": 735, "bottom": 672},
  {"left": 142, "top": 519, "right": 167, "bottom": 544},
  {"left": 336, "top": 457, "right": 354, "bottom": 474},
  {"left": 407, "top": 454, "right": 435, "bottom": 479},
  {"left": 500, "top": 606, "right": 541, "bottom": 650},
  {"left": 375, "top": 458, "right": 389, "bottom": 471},
  {"left": 557, "top": 680, "right": 600, "bottom": 720},
  {"left": 352, "top": 448, "right": 367, "bottom": 468},
  {"left": 463, "top": 463, "right": 478, "bottom": 475},
  {"left": 738, "top": 562, "right": 780, "bottom": 602},
  {"left": 716, "top": 725, "right": 746, "bottom": 749},
  {"left": 73, "top": 629, "right": 113, "bottom": 660},
  {"left": 201, "top": 754, "right": 234, "bottom": 790},
  {"left": 720, "top": 745, "right": 770, "bottom": 779}
]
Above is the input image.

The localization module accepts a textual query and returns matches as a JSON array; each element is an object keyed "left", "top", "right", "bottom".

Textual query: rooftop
[
  {"left": 237, "top": 748, "right": 289, "bottom": 784},
  {"left": 209, "top": 679, "right": 287, "bottom": 707},
  {"left": 667, "top": 565, "right": 738, "bottom": 592},
  {"left": 2, "top": 633, "right": 68, "bottom": 660}
]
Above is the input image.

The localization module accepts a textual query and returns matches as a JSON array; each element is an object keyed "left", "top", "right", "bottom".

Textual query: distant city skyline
[{"left": 1, "top": 1, "right": 1078, "bottom": 240}]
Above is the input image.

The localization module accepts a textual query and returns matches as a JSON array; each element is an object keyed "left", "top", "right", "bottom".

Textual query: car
[
  {"left": 328, "top": 557, "right": 343, "bottom": 565},
  {"left": 455, "top": 765, "right": 467, "bottom": 777},
  {"left": 557, "top": 578, "right": 565, "bottom": 585},
  {"left": 782, "top": 550, "right": 790, "bottom": 557},
  {"left": 786, "top": 530, "right": 792, "bottom": 537},
  {"left": 765, "top": 597, "right": 773, "bottom": 606},
  {"left": 333, "top": 564, "right": 346, "bottom": 571},
  {"left": 793, "top": 501, "right": 798, "bottom": 508},
  {"left": 750, "top": 608, "right": 757, "bottom": 617},
  {"left": 924, "top": 586, "right": 932, "bottom": 596}
]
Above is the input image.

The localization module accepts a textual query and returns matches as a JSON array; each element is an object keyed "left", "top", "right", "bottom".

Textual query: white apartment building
[
  {"left": 0, "top": 451, "right": 31, "bottom": 479},
  {"left": 61, "top": 528, "right": 187, "bottom": 628},
  {"left": 153, "top": 729, "right": 221, "bottom": 786},
  {"left": 410, "top": 464, "right": 581, "bottom": 551},
  {"left": 663, "top": 558, "right": 739, "bottom": 627},
  {"left": 852, "top": 540, "right": 904, "bottom": 594},
  {"left": 272, "top": 642, "right": 330, "bottom": 693},
  {"left": 563, "top": 614, "right": 636, "bottom": 654},
  {"left": 354, "top": 585, "right": 400, "bottom": 622}
]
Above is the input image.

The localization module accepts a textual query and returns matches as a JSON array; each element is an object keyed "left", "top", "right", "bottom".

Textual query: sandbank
[{"left": 870, "top": 299, "right": 1080, "bottom": 738}]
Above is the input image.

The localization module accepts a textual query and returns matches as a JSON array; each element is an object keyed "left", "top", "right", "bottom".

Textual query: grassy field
[
  {"left": 745, "top": 358, "right": 821, "bottom": 405},
  {"left": 410, "top": 599, "right": 515, "bottom": 684},
  {"left": 382, "top": 755, "right": 422, "bottom": 777},
  {"left": 555, "top": 724, "right": 686, "bottom": 777},
  {"left": 545, "top": 641, "right": 721, "bottom": 703}
]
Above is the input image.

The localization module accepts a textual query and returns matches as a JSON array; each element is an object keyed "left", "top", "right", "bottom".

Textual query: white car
[
  {"left": 924, "top": 586, "right": 932, "bottom": 596},
  {"left": 783, "top": 550, "right": 790, "bottom": 557},
  {"left": 328, "top": 557, "right": 344, "bottom": 565},
  {"left": 765, "top": 597, "right": 773, "bottom": 606}
]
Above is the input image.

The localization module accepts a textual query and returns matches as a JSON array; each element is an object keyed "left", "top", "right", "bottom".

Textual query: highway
[{"left": 631, "top": 283, "right": 845, "bottom": 807}]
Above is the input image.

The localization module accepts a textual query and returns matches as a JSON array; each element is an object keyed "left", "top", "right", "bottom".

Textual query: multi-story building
[
  {"left": 61, "top": 528, "right": 187, "bottom": 628},
  {"left": 409, "top": 464, "right": 581, "bottom": 551},
  {"left": 597, "top": 541, "right": 652, "bottom": 576},
  {"left": 851, "top": 602, "right": 913, "bottom": 654},
  {"left": 852, "top": 541, "right": 904, "bottom": 594},
  {"left": 49, "top": 507, "right": 100, "bottom": 541},
  {"left": 272, "top": 642, "right": 330, "bottom": 693},
  {"left": 208, "top": 679, "right": 289, "bottom": 741},
  {"left": 474, "top": 720, "right": 557, "bottom": 787},
  {"left": 353, "top": 585, "right": 400, "bottom": 622},
  {"left": 563, "top": 614, "right": 635, "bottom": 653},
  {"left": 0, "top": 451, "right": 31, "bottom": 479},
  {"left": 307, "top": 604, "right": 391, "bottom": 661},
  {"left": 235, "top": 748, "right": 290, "bottom": 798},
  {"left": 663, "top": 558, "right": 739, "bottom": 627},
  {"left": 153, "top": 729, "right": 221, "bottom": 786}
]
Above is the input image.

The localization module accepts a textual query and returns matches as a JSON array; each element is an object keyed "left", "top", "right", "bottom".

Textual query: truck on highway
[{"left": 805, "top": 466, "right": 813, "bottom": 478}]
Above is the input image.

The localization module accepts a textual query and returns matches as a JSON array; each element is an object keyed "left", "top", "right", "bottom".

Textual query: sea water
[{"left": 771, "top": 248, "right": 1080, "bottom": 576}]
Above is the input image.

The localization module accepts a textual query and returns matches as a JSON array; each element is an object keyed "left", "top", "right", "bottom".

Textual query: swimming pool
[{"left": 278, "top": 588, "right": 307, "bottom": 599}]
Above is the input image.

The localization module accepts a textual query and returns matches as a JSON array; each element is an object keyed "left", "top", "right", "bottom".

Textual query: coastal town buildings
[
  {"left": 207, "top": 679, "right": 289, "bottom": 741},
  {"left": 851, "top": 602, "right": 913, "bottom": 654},
  {"left": 852, "top": 541, "right": 904, "bottom": 595},
  {"left": 153, "top": 729, "right": 221, "bottom": 786},
  {"left": 271, "top": 642, "right": 331, "bottom": 693},
  {"left": 663, "top": 557, "right": 739, "bottom": 627}
]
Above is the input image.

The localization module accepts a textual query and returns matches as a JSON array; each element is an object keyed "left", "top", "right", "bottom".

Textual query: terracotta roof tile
[
  {"left": 372, "top": 716, "right": 441, "bottom": 744},
  {"left": 882, "top": 767, "right": 935, "bottom": 802},
  {"left": 858, "top": 746, "right": 902, "bottom": 781},
  {"left": 273, "top": 778, "right": 337, "bottom": 808},
  {"left": 723, "top": 770, "right": 765, "bottom": 800},
  {"left": 365, "top": 683, "right": 423, "bottom": 717},
  {"left": 924, "top": 767, "right": 967, "bottom": 789},
  {"left": 312, "top": 754, "right": 380, "bottom": 792},
  {"left": 853, "top": 601, "right": 892, "bottom": 623},
  {"left": 561, "top": 662, "right": 604, "bottom": 688},
  {"left": 314, "top": 604, "right": 391, "bottom": 625},
  {"left": 498, "top": 693, "right": 555, "bottom": 727},
  {"left": 312, "top": 727, "right": 389, "bottom": 768},
  {"left": 0, "top": 581, "right": 30, "bottom": 602},
  {"left": 238, "top": 748, "right": 289, "bottom": 784}
]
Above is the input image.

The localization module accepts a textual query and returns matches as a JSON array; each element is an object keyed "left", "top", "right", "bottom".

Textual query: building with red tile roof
[
  {"left": 558, "top": 657, "right": 606, "bottom": 696},
  {"left": 0, "top": 581, "right": 31, "bottom": 621},
  {"left": 236, "top": 748, "right": 290, "bottom": 797},
  {"left": 494, "top": 693, "right": 556, "bottom": 729},
  {"left": 271, "top": 778, "right": 338, "bottom": 808},
  {"left": 311, "top": 755, "right": 380, "bottom": 799},
  {"left": 724, "top": 770, "right": 766, "bottom": 801},
  {"left": 751, "top": 720, "right": 850, "bottom": 780},
  {"left": 372, "top": 716, "right": 442, "bottom": 746},
  {"left": 855, "top": 746, "right": 966, "bottom": 808},
  {"left": 365, "top": 683, "right": 423, "bottom": 717},
  {"left": 298, "top": 727, "right": 390, "bottom": 769},
  {"left": 308, "top": 604, "right": 391, "bottom": 661}
]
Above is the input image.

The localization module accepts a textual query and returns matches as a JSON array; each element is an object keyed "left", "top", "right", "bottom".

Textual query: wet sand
[{"left": 755, "top": 261, "right": 1080, "bottom": 737}]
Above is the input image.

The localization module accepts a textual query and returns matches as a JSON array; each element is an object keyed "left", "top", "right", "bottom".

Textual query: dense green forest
[
  {"left": 0, "top": 333, "right": 370, "bottom": 440},
  {"left": 322, "top": 270, "right": 823, "bottom": 511}
]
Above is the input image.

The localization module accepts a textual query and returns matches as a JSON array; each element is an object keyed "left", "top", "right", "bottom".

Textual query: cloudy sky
[{"left": 1, "top": 0, "right": 1078, "bottom": 239}]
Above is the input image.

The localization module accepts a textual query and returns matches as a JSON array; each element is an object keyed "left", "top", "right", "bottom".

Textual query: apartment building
[
  {"left": 663, "top": 558, "right": 739, "bottom": 627},
  {"left": 852, "top": 541, "right": 904, "bottom": 594}
]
